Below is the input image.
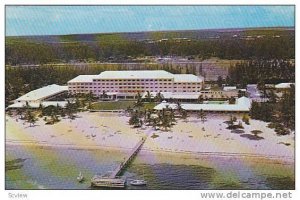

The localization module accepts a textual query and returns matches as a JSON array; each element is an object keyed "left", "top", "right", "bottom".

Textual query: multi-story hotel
[{"left": 68, "top": 70, "right": 204, "bottom": 99}]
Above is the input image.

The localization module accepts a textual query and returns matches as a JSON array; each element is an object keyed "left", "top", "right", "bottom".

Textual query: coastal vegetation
[
  {"left": 250, "top": 84, "right": 295, "bottom": 135},
  {"left": 5, "top": 28, "right": 295, "bottom": 136},
  {"left": 12, "top": 99, "right": 80, "bottom": 126},
  {"left": 197, "top": 109, "right": 207, "bottom": 123},
  {"left": 6, "top": 28, "right": 294, "bottom": 65}
]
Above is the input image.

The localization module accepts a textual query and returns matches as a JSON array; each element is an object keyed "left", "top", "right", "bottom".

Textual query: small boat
[
  {"left": 91, "top": 175, "right": 126, "bottom": 188},
  {"left": 130, "top": 179, "right": 147, "bottom": 186},
  {"left": 77, "top": 172, "right": 85, "bottom": 183}
]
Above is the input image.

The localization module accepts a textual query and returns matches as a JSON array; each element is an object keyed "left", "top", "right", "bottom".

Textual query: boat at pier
[
  {"left": 91, "top": 175, "right": 126, "bottom": 188},
  {"left": 90, "top": 137, "right": 146, "bottom": 189}
]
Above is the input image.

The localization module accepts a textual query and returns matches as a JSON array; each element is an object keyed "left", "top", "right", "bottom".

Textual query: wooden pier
[
  {"left": 91, "top": 136, "right": 146, "bottom": 188},
  {"left": 109, "top": 137, "right": 146, "bottom": 178}
]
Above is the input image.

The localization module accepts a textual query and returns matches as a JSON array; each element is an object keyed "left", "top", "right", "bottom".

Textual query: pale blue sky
[{"left": 6, "top": 6, "right": 295, "bottom": 36}]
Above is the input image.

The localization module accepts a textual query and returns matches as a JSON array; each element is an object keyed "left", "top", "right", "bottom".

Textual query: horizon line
[{"left": 6, "top": 25, "right": 295, "bottom": 37}]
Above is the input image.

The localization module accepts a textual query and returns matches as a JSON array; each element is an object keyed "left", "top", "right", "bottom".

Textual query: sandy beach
[{"left": 6, "top": 112, "right": 294, "bottom": 163}]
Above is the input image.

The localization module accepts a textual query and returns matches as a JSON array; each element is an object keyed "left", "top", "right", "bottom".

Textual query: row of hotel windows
[
  {"left": 93, "top": 79, "right": 173, "bottom": 82},
  {"left": 69, "top": 86, "right": 201, "bottom": 89},
  {"left": 68, "top": 82, "right": 201, "bottom": 86},
  {"left": 92, "top": 83, "right": 174, "bottom": 85},
  {"left": 71, "top": 90, "right": 201, "bottom": 93}
]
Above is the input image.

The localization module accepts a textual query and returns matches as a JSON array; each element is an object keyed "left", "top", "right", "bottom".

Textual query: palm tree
[
  {"left": 25, "top": 110, "right": 37, "bottom": 127},
  {"left": 242, "top": 114, "right": 250, "bottom": 125},
  {"left": 176, "top": 101, "right": 183, "bottom": 114},
  {"left": 86, "top": 91, "right": 94, "bottom": 109},
  {"left": 226, "top": 115, "right": 237, "bottom": 129},
  {"left": 101, "top": 91, "right": 108, "bottom": 100},
  {"left": 25, "top": 101, "right": 30, "bottom": 109},
  {"left": 170, "top": 108, "right": 176, "bottom": 125},
  {"left": 154, "top": 92, "right": 164, "bottom": 103},
  {"left": 16, "top": 108, "right": 24, "bottom": 119},
  {"left": 268, "top": 90, "right": 278, "bottom": 103},
  {"left": 161, "top": 114, "right": 171, "bottom": 131},
  {"left": 125, "top": 106, "right": 133, "bottom": 115},
  {"left": 197, "top": 109, "right": 207, "bottom": 123},
  {"left": 136, "top": 92, "right": 142, "bottom": 101},
  {"left": 7, "top": 109, "right": 13, "bottom": 117},
  {"left": 145, "top": 91, "right": 152, "bottom": 102},
  {"left": 129, "top": 110, "right": 141, "bottom": 128},
  {"left": 66, "top": 100, "right": 76, "bottom": 119},
  {"left": 134, "top": 92, "right": 144, "bottom": 109},
  {"left": 144, "top": 109, "right": 152, "bottom": 125},
  {"left": 38, "top": 103, "right": 44, "bottom": 111},
  {"left": 139, "top": 119, "right": 143, "bottom": 128},
  {"left": 198, "top": 94, "right": 204, "bottom": 103},
  {"left": 158, "top": 107, "right": 173, "bottom": 131},
  {"left": 75, "top": 97, "right": 81, "bottom": 109},
  {"left": 229, "top": 97, "right": 236, "bottom": 104},
  {"left": 49, "top": 114, "right": 60, "bottom": 124},
  {"left": 151, "top": 116, "right": 160, "bottom": 129},
  {"left": 87, "top": 91, "right": 94, "bottom": 101},
  {"left": 19, "top": 103, "right": 29, "bottom": 120},
  {"left": 181, "top": 110, "right": 188, "bottom": 122},
  {"left": 257, "top": 78, "right": 266, "bottom": 98}
]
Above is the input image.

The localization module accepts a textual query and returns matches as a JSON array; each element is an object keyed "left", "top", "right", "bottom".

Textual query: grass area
[
  {"left": 143, "top": 102, "right": 157, "bottom": 110},
  {"left": 90, "top": 101, "right": 157, "bottom": 111},
  {"left": 90, "top": 101, "right": 135, "bottom": 110}
]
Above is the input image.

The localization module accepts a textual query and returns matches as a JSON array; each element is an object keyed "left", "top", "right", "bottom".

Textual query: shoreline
[
  {"left": 5, "top": 112, "right": 294, "bottom": 164},
  {"left": 6, "top": 140, "right": 294, "bottom": 164}
]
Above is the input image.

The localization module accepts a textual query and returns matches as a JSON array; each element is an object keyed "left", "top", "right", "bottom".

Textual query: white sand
[
  {"left": 143, "top": 114, "right": 294, "bottom": 162},
  {"left": 6, "top": 112, "right": 294, "bottom": 162}
]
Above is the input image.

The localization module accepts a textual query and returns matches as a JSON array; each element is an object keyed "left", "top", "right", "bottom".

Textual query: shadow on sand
[{"left": 240, "top": 134, "right": 264, "bottom": 140}]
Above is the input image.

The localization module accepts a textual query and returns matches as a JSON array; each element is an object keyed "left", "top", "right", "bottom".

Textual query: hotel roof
[
  {"left": 154, "top": 97, "right": 251, "bottom": 112},
  {"left": 15, "top": 84, "right": 68, "bottom": 102},
  {"left": 142, "top": 92, "right": 200, "bottom": 99},
  {"left": 275, "top": 83, "right": 294, "bottom": 89},
  {"left": 223, "top": 86, "right": 237, "bottom": 91},
  {"left": 173, "top": 74, "right": 203, "bottom": 83},
  {"left": 8, "top": 101, "right": 68, "bottom": 109},
  {"left": 97, "top": 70, "right": 174, "bottom": 79},
  {"left": 68, "top": 75, "right": 100, "bottom": 83},
  {"left": 68, "top": 70, "right": 204, "bottom": 82}
]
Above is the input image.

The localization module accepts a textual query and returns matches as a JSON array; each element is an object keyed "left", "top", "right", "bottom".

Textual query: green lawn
[
  {"left": 143, "top": 102, "right": 157, "bottom": 110},
  {"left": 90, "top": 101, "right": 135, "bottom": 110},
  {"left": 90, "top": 101, "right": 157, "bottom": 111}
]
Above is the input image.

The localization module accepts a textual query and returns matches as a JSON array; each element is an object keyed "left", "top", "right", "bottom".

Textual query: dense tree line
[
  {"left": 6, "top": 34, "right": 294, "bottom": 65},
  {"left": 227, "top": 59, "right": 295, "bottom": 87},
  {"left": 229, "top": 59, "right": 295, "bottom": 135}
]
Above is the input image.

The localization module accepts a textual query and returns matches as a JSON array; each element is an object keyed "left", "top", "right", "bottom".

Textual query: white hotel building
[{"left": 68, "top": 70, "right": 204, "bottom": 99}]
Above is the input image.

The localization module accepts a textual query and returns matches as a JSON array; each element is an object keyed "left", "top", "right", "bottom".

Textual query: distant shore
[{"left": 5, "top": 112, "right": 294, "bottom": 163}]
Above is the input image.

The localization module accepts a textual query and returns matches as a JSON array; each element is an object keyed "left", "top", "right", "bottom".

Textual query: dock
[
  {"left": 91, "top": 137, "right": 146, "bottom": 188},
  {"left": 109, "top": 137, "right": 146, "bottom": 178}
]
